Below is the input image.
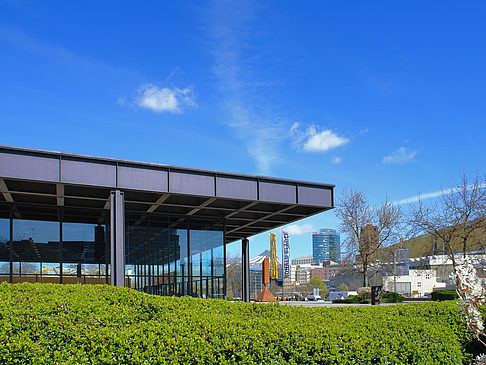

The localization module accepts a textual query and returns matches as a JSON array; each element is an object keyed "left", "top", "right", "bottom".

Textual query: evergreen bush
[
  {"left": 380, "top": 292, "right": 405, "bottom": 303},
  {"left": 332, "top": 294, "right": 360, "bottom": 304},
  {"left": 431, "top": 289, "right": 459, "bottom": 301}
]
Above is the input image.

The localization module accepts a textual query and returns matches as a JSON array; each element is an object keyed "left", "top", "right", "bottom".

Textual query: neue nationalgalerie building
[{"left": 0, "top": 145, "right": 333, "bottom": 301}]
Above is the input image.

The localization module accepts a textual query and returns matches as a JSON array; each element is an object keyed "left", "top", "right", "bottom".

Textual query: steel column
[
  {"left": 110, "top": 190, "right": 125, "bottom": 287},
  {"left": 9, "top": 213, "right": 12, "bottom": 284},
  {"left": 242, "top": 238, "right": 250, "bottom": 302}
]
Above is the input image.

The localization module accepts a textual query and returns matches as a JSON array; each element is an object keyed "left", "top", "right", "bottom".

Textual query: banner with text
[
  {"left": 282, "top": 230, "right": 290, "bottom": 281},
  {"left": 270, "top": 233, "right": 278, "bottom": 279}
]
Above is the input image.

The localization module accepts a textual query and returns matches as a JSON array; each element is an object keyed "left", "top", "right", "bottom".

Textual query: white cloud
[
  {"left": 382, "top": 146, "right": 417, "bottom": 164},
  {"left": 290, "top": 124, "right": 349, "bottom": 153},
  {"left": 285, "top": 223, "right": 315, "bottom": 235},
  {"left": 331, "top": 156, "right": 342, "bottom": 164},
  {"left": 135, "top": 84, "right": 197, "bottom": 114},
  {"left": 304, "top": 128, "right": 349, "bottom": 152}
]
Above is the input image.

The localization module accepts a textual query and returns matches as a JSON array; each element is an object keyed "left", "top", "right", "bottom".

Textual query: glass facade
[
  {"left": 63, "top": 222, "right": 109, "bottom": 284},
  {"left": 125, "top": 215, "right": 225, "bottom": 298},
  {"left": 0, "top": 218, "right": 9, "bottom": 278},
  {"left": 0, "top": 206, "right": 110, "bottom": 284},
  {"left": 0, "top": 201, "right": 226, "bottom": 299},
  {"left": 12, "top": 219, "right": 60, "bottom": 280}
]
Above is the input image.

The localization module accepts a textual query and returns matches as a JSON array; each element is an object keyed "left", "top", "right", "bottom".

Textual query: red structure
[{"left": 255, "top": 258, "right": 276, "bottom": 302}]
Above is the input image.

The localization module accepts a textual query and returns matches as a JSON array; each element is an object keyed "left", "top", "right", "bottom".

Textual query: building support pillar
[
  {"left": 242, "top": 237, "right": 250, "bottom": 302},
  {"left": 110, "top": 190, "right": 125, "bottom": 287}
]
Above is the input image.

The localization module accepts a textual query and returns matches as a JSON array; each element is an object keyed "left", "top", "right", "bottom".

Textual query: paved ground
[{"left": 278, "top": 300, "right": 429, "bottom": 307}]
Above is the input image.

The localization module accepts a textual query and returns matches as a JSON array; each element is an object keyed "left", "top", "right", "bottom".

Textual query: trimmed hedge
[
  {"left": 332, "top": 294, "right": 360, "bottom": 304},
  {"left": 431, "top": 289, "right": 459, "bottom": 301},
  {"left": 380, "top": 292, "right": 405, "bottom": 303},
  {"left": 0, "top": 283, "right": 473, "bottom": 364}
]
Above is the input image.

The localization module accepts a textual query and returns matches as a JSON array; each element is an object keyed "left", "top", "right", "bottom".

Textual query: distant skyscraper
[{"left": 312, "top": 229, "right": 341, "bottom": 264}]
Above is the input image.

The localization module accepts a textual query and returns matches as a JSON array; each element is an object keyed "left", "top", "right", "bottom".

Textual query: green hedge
[
  {"left": 431, "top": 289, "right": 459, "bottom": 301},
  {"left": 332, "top": 294, "right": 360, "bottom": 304},
  {"left": 380, "top": 292, "right": 405, "bottom": 303},
  {"left": 0, "top": 283, "right": 473, "bottom": 364}
]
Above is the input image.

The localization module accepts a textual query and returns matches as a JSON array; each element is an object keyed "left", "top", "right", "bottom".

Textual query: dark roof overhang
[{"left": 0, "top": 145, "right": 334, "bottom": 244}]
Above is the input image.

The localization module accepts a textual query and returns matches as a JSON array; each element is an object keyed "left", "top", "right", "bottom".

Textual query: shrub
[
  {"left": 0, "top": 283, "right": 472, "bottom": 364},
  {"left": 226, "top": 296, "right": 233, "bottom": 301},
  {"left": 380, "top": 292, "right": 405, "bottom": 303},
  {"left": 432, "top": 289, "right": 459, "bottom": 301},
  {"left": 357, "top": 286, "right": 371, "bottom": 300},
  {"left": 332, "top": 294, "right": 360, "bottom": 304}
]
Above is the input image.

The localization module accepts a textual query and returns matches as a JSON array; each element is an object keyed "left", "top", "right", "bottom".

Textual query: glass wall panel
[
  {"left": 125, "top": 214, "right": 223, "bottom": 299},
  {"left": 125, "top": 215, "right": 149, "bottom": 292},
  {"left": 0, "top": 218, "right": 10, "bottom": 278},
  {"left": 63, "top": 222, "right": 108, "bottom": 284},
  {"left": 148, "top": 216, "right": 189, "bottom": 297},
  {"left": 149, "top": 222, "right": 168, "bottom": 295},
  {"left": 13, "top": 219, "right": 60, "bottom": 282},
  {"left": 190, "top": 219, "right": 224, "bottom": 299},
  {"left": 226, "top": 241, "right": 242, "bottom": 300}
]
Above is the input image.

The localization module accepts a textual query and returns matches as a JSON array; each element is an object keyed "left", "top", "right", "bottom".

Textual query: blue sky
[{"left": 1, "top": 1, "right": 485, "bottom": 260}]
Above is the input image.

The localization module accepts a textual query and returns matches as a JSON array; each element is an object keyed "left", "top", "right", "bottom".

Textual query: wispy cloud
[
  {"left": 331, "top": 156, "right": 342, "bottom": 164},
  {"left": 290, "top": 122, "right": 349, "bottom": 153},
  {"left": 393, "top": 182, "right": 486, "bottom": 205},
  {"left": 0, "top": 26, "right": 140, "bottom": 82},
  {"left": 285, "top": 223, "right": 315, "bottom": 235},
  {"left": 382, "top": 146, "right": 417, "bottom": 164},
  {"left": 393, "top": 189, "right": 447, "bottom": 205},
  {"left": 135, "top": 84, "right": 197, "bottom": 114},
  {"left": 207, "top": 0, "right": 285, "bottom": 174}
]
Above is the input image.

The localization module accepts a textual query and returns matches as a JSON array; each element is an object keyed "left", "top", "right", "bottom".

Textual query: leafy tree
[
  {"left": 306, "top": 276, "right": 329, "bottom": 297},
  {"left": 338, "top": 283, "right": 349, "bottom": 292}
]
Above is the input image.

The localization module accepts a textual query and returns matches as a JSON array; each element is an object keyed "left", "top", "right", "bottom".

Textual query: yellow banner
[{"left": 270, "top": 232, "right": 277, "bottom": 279}]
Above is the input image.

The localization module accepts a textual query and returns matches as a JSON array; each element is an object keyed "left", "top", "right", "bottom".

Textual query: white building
[
  {"left": 290, "top": 263, "right": 322, "bottom": 284},
  {"left": 382, "top": 269, "right": 446, "bottom": 297}
]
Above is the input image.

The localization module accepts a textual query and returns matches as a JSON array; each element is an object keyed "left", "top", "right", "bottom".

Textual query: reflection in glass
[
  {"left": 13, "top": 219, "right": 60, "bottom": 281},
  {"left": 190, "top": 224, "right": 224, "bottom": 299},
  {"left": 125, "top": 214, "right": 149, "bottom": 292},
  {"left": 225, "top": 241, "right": 242, "bottom": 300},
  {"left": 63, "top": 222, "right": 108, "bottom": 283},
  {"left": 125, "top": 215, "right": 224, "bottom": 299},
  {"left": 0, "top": 219, "right": 9, "bottom": 276}
]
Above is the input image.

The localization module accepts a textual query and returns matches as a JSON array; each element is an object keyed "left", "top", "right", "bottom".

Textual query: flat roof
[{"left": 0, "top": 145, "right": 334, "bottom": 243}]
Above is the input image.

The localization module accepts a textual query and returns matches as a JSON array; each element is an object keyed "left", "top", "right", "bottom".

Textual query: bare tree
[
  {"left": 336, "top": 189, "right": 402, "bottom": 287},
  {"left": 225, "top": 255, "right": 242, "bottom": 299},
  {"left": 410, "top": 173, "right": 486, "bottom": 269}
]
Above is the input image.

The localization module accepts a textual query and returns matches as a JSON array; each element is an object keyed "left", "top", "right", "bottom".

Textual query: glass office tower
[{"left": 312, "top": 228, "right": 341, "bottom": 264}]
